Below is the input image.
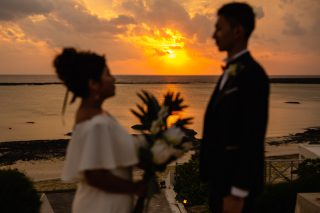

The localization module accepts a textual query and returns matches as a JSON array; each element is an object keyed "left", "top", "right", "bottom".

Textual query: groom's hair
[{"left": 218, "top": 2, "right": 255, "bottom": 41}]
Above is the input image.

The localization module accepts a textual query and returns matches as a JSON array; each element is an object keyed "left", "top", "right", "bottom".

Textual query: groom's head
[{"left": 213, "top": 3, "right": 255, "bottom": 51}]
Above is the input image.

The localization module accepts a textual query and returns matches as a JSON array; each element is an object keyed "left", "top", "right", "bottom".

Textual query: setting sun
[{"left": 165, "top": 49, "right": 190, "bottom": 65}]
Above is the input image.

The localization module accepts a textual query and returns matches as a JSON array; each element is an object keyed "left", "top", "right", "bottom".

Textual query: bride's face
[{"left": 99, "top": 66, "right": 116, "bottom": 99}]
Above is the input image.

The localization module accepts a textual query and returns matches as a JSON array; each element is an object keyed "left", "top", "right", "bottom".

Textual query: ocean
[{"left": 1, "top": 75, "right": 320, "bottom": 142}]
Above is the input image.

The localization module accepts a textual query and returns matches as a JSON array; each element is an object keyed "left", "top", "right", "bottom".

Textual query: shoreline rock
[
  {"left": 265, "top": 127, "right": 320, "bottom": 146},
  {"left": 285, "top": 102, "right": 300, "bottom": 104}
]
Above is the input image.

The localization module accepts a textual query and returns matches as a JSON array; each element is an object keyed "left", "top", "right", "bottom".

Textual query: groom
[{"left": 200, "top": 2, "right": 269, "bottom": 213}]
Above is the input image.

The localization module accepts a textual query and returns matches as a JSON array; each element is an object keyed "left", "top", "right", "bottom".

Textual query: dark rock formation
[
  {"left": 269, "top": 78, "right": 320, "bottom": 84},
  {"left": 0, "top": 139, "right": 69, "bottom": 166},
  {"left": 266, "top": 127, "right": 320, "bottom": 146},
  {"left": 285, "top": 102, "right": 300, "bottom": 104}
]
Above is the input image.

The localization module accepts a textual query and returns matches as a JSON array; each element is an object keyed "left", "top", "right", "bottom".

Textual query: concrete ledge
[
  {"left": 163, "top": 170, "right": 188, "bottom": 213},
  {"left": 177, "top": 203, "right": 188, "bottom": 213},
  {"left": 40, "top": 193, "right": 54, "bottom": 213},
  {"left": 164, "top": 188, "right": 181, "bottom": 213}
]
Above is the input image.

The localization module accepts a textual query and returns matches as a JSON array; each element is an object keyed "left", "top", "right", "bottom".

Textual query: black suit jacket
[{"left": 200, "top": 52, "right": 269, "bottom": 197}]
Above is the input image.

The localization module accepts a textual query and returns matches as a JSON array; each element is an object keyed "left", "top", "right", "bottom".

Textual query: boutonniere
[
  {"left": 224, "top": 63, "right": 244, "bottom": 78},
  {"left": 225, "top": 64, "right": 237, "bottom": 77}
]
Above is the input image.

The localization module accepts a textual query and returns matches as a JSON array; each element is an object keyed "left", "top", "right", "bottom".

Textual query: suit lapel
[
  {"left": 207, "top": 75, "right": 223, "bottom": 109},
  {"left": 209, "top": 52, "right": 250, "bottom": 110}
]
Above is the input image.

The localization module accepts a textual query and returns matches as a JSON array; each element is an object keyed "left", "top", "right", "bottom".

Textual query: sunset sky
[{"left": 0, "top": 0, "right": 319, "bottom": 75}]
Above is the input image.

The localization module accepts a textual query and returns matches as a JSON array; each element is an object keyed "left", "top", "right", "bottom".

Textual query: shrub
[
  {"left": 174, "top": 160, "right": 208, "bottom": 206},
  {"left": 291, "top": 158, "right": 320, "bottom": 178},
  {"left": 255, "top": 173, "right": 320, "bottom": 213},
  {"left": 0, "top": 168, "right": 42, "bottom": 213}
]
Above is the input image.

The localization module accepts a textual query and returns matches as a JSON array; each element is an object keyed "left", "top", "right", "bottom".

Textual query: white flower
[
  {"left": 163, "top": 125, "right": 185, "bottom": 146},
  {"left": 132, "top": 135, "right": 148, "bottom": 154},
  {"left": 158, "top": 106, "right": 169, "bottom": 120},
  {"left": 226, "top": 64, "right": 237, "bottom": 77},
  {"left": 150, "top": 119, "right": 163, "bottom": 134},
  {"left": 151, "top": 140, "right": 175, "bottom": 165}
]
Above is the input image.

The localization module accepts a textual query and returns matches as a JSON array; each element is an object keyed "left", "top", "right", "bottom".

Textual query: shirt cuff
[{"left": 231, "top": 186, "right": 249, "bottom": 198}]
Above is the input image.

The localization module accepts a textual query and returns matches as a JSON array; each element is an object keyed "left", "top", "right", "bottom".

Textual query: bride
[{"left": 55, "top": 48, "right": 147, "bottom": 213}]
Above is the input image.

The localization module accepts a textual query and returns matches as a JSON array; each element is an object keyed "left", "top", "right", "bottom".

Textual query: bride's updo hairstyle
[{"left": 54, "top": 48, "right": 106, "bottom": 102}]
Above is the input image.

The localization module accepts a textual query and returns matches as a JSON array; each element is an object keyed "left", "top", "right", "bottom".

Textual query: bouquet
[{"left": 131, "top": 90, "right": 193, "bottom": 213}]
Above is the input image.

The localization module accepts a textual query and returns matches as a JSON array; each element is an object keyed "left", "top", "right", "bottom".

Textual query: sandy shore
[
  {"left": 0, "top": 145, "right": 304, "bottom": 182},
  {"left": 0, "top": 152, "right": 195, "bottom": 182},
  {"left": 1, "top": 159, "right": 65, "bottom": 182},
  {"left": 1, "top": 127, "right": 319, "bottom": 182}
]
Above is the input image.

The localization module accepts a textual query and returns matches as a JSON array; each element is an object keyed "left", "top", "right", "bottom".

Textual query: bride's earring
[{"left": 95, "top": 94, "right": 100, "bottom": 100}]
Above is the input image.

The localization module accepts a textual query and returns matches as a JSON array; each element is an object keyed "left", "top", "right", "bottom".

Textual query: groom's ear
[{"left": 233, "top": 25, "right": 245, "bottom": 39}]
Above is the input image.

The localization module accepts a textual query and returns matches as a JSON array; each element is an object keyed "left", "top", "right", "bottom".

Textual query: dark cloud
[
  {"left": 253, "top": 6, "right": 265, "bottom": 20},
  {"left": 267, "top": 39, "right": 280, "bottom": 45},
  {"left": 282, "top": 13, "right": 306, "bottom": 36},
  {"left": 0, "top": 0, "right": 54, "bottom": 21},
  {"left": 109, "top": 15, "right": 137, "bottom": 25},
  {"left": 121, "top": 0, "right": 145, "bottom": 17},
  {"left": 131, "top": 26, "right": 154, "bottom": 37},
  {"left": 312, "top": 18, "right": 320, "bottom": 37},
  {"left": 6, "top": 30, "right": 14, "bottom": 36},
  {"left": 56, "top": 4, "right": 136, "bottom": 34},
  {"left": 154, "top": 49, "right": 169, "bottom": 56},
  {"left": 252, "top": 34, "right": 265, "bottom": 39},
  {"left": 122, "top": 0, "right": 213, "bottom": 43},
  {"left": 280, "top": 0, "right": 294, "bottom": 4},
  {"left": 12, "top": 0, "right": 139, "bottom": 49},
  {"left": 186, "top": 13, "right": 213, "bottom": 43}
]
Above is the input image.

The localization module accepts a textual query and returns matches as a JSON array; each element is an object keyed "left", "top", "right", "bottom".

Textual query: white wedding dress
[{"left": 61, "top": 113, "right": 139, "bottom": 213}]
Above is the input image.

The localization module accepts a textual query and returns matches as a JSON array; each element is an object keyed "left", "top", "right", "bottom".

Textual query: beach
[{"left": 1, "top": 127, "right": 319, "bottom": 182}]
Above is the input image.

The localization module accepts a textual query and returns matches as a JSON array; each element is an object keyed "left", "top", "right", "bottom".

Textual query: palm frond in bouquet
[{"left": 131, "top": 90, "right": 193, "bottom": 213}]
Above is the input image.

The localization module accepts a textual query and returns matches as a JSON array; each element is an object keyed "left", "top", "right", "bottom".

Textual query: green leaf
[
  {"left": 174, "top": 118, "right": 193, "bottom": 128},
  {"left": 131, "top": 109, "right": 143, "bottom": 120},
  {"left": 137, "top": 93, "right": 149, "bottom": 105},
  {"left": 131, "top": 125, "right": 148, "bottom": 130},
  {"left": 137, "top": 104, "right": 146, "bottom": 115},
  {"left": 150, "top": 96, "right": 160, "bottom": 112}
]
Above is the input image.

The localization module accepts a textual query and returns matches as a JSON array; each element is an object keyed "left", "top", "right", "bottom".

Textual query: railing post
[
  {"left": 264, "top": 161, "right": 267, "bottom": 183},
  {"left": 175, "top": 161, "right": 178, "bottom": 181},
  {"left": 269, "top": 161, "right": 271, "bottom": 183},
  {"left": 291, "top": 161, "right": 293, "bottom": 180}
]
